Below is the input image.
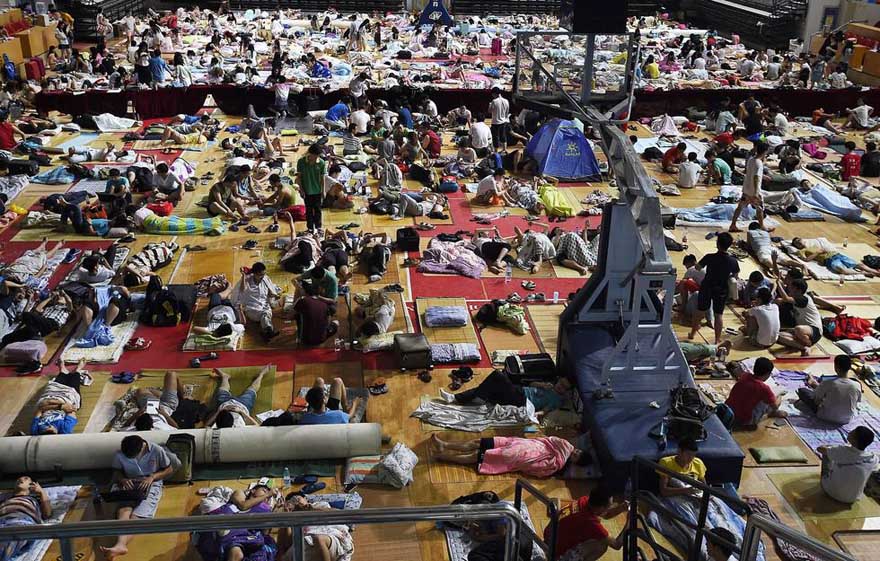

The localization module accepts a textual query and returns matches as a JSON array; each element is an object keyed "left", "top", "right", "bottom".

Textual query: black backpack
[
  {"left": 667, "top": 385, "right": 713, "bottom": 441},
  {"left": 142, "top": 276, "right": 182, "bottom": 326}
]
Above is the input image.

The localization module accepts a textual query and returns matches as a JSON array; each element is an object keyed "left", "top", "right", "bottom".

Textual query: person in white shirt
[
  {"left": 818, "top": 426, "right": 879, "bottom": 504},
  {"left": 123, "top": 371, "right": 182, "bottom": 431},
  {"left": 677, "top": 152, "right": 702, "bottom": 189},
  {"left": 730, "top": 141, "right": 770, "bottom": 232},
  {"left": 744, "top": 288, "right": 780, "bottom": 347},
  {"left": 765, "top": 56, "right": 781, "bottom": 80},
  {"left": 231, "top": 261, "right": 281, "bottom": 341},
  {"left": 769, "top": 107, "right": 789, "bottom": 136},
  {"left": 846, "top": 98, "right": 874, "bottom": 129},
  {"left": 349, "top": 107, "right": 371, "bottom": 135},
  {"left": 776, "top": 277, "right": 823, "bottom": 357},
  {"left": 421, "top": 98, "right": 438, "bottom": 119},
  {"left": 204, "top": 366, "right": 269, "bottom": 428},
  {"left": 488, "top": 87, "right": 510, "bottom": 150},
  {"left": 829, "top": 67, "right": 848, "bottom": 89},
  {"left": 469, "top": 116, "right": 493, "bottom": 157},
  {"left": 798, "top": 355, "right": 862, "bottom": 424},
  {"left": 348, "top": 72, "right": 369, "bottom": 103}
]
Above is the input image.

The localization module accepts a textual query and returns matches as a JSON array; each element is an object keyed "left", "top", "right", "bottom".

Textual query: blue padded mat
[{"left": 564, "top": 324, "right": 744, "bottom": 491}]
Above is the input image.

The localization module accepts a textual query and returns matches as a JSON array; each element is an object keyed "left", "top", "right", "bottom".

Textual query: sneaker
[
  {"left": 62, "top": 248, "right": 82, "bottom": 264},
  {"left": 439, "top": 388, "right": 456, "bottom": 403}
]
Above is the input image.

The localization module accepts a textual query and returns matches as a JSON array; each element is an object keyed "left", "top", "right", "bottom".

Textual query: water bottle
[
  {"left": 504, "top": 263, "right": 512, "bottom": 284},
  {"left": 843, "top": 237, "right": 849, "bottom": 248},
  {"left": 282, "top": 467, "right": 291, "bottom": 487},
  {"left": 552, "top": 291, "right": 559, "bottom": 304},
  {"left": 682, "top": 228, "right": 688, "bottom": 244}
]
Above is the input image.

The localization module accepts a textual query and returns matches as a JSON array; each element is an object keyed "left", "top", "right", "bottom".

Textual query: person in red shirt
[
  {"left": 840, "top": 141, "right": 862, "bottom": 181},
  {"left": 662, "top": 142, "right": 687, "bottom": 173},
  {"left": 545, "top": 486, "right": 628, "bottom": 561},
  {"left": 418, "top": 123, "right": 442, "bottom": 158},
  {"left": 724, "top": 357, "right": 786, "bottom": 428},
  {"left": 0, "top": 112, "right": 24, "bottom": 151}
]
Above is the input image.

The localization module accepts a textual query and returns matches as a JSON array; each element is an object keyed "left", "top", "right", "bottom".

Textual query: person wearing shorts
[
  {"left": 79, "top": 286, "right": 132, "bottom": 335},
  {"left": 776, "top": 278, "right": 824, "bottom": 356},
  {"left": 471, "top": 231, "right": 511, "bottom": 274},
  {"left": 125, "top": 371, "right": 183, "bottom": 431},
  {"left": 729, "top": 142, "right": 770, "bottom": 232},
  {"left": 205, "top": 366, "right": 268, "bottom": 428},
  {"left": 300, "top": 376, "right": 359, "bottom": 424},
  {"left": 318, "top": 245, "right": 351, "bottom": 285},
  {"left": 689, "top": 232, "right": 739, "bottom": 344},
  {"left": 358, "top": 233, "right": 391, "bottom": 283},
  {"left": 103, "top": 435, "right": 179, "bottom": 560}
]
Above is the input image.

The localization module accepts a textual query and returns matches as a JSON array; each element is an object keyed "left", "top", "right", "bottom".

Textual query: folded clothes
[{"left": 424, "top": 305, "right": 469, "bottom": 327}]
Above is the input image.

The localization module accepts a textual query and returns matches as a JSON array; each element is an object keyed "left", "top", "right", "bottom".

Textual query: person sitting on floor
[
  {"left": 231, "top": 261, "right": 281, "bottom": 341},
  {"left": 677, "top": 152, "right": 702, "bottom": 189},
  {"left": 122, "top": 370, "right": 184, "bottom": 431},
  {"left": 818, "top": 425, "right": 879, "bottom": 504},
  {"left": 775, "top": 278, "right": 824, "bottom": 356},
  {"left": 451, "top": 369, "right": 571, "bottom": 419},
  {"left": 207, "top": 176, "right": 247, "bottom": 221},
  {"left": 724, "top": 356, "right": 787, "bottom": 428},
  {"left": 300, "top": 377, "right": 359, "bottom": 424},
  {"left": 30, "top": 358, "right": 89, "bottom": 435},
  {"left": 546, "top": 484, "right": 628, "bottom": 561},
  {"left": 301, "top": 263, "right": 338, "bottom": 304},
  {"left": 293, "top": 278, "right": 339, "bottom": 347},
  {"left": 149, "top": 163, "right": 183, "bottom": 204},
  {"left": 101, "top": 435, "right": 180, "bottom": 560},
  {"left": 0, "top": 476, "right": 53, "bottom": 560},
  {"left": 662, "top": 142, "right": 687, "bottom": 173},
  {"left": 797, "top": 355, "right": 862, "bottom": 424},
  {"left": 473, "top": 169, "right": 515, "bottom": 206},
  {"left": 204, "top": 366, "right": 270, "bottom": 428},
  {"left": 742, "top": 287, "right": 780, "bottom": 348},
  {"left": 429, "top": 433, "right": 589, "bottom": 477},
  {"left": 657, "top": 438, "right": 706, "bottom": 496}
]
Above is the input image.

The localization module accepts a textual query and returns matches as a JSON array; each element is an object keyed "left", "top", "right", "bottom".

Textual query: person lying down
[
  {"left": 429, "top": 433, "right": 590, "bottom": 477},
  {"left": 30, "top": 358, "right": 90, "bottom": 435}
]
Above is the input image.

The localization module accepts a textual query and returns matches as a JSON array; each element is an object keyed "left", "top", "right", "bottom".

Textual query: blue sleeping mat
[{"left": 564, "top": 324, "right": 744, "bottom": 491}]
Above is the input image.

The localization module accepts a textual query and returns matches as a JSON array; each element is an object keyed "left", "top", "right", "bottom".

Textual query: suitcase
[
  {"left": 8, "top": 158, "right": 39, "bottom": 176},
  {"left": 24, "top": 59, "right": 42, "bottom": 80},
  {"left": 393, "top": 333, "right": 431, "bottom": 370},
  {"left": 503, "top": 353, "right": 557, "bottom": 385},
  {"left": 396, "top": 227, "right": 420, "bottom": 252}
]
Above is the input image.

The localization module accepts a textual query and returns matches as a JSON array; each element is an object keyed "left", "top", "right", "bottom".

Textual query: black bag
[
  {"left": 102, "top": 484, "right": 149, "bottom": 503},
  {"left": 865, "top": 255, "right": 880, "bottom": 269},
  {"left": 142, "top": 276, "right": 183, "bottom": 326},
  {"left": 7, "top": 159, "right": 39, "bottom": 176},
  {"left": 170, "top": 398, "right": 207, "bottom": 429},
  {"left": 165, "top": 433, "right": 195, "bottom": 483},
  {"left": 396, "top": 227, "right": 420, "bottom": 252},
  {"left": 667, "top": 385, "right": 712, "bottom": 441},
  {"left": 409, "top": 163, "right": 432, "bottom": 185},
  {"left": 642, "top": 146, "right": 664, "bottom": 160},
  {"left": 504, "top": 353, "right": 557, "bottom": 385},
  {"left": 369, "top": 199, "right": 391, "bottom": 215}
]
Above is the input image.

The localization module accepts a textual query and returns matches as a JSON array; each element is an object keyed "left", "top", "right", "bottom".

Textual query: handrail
[
  {"left": 0, "top": 504, "right": 524, "bottom": 561},
  {"left": 627, "top": 456, "right": 749, "bottom": 561},
  {"left": 514, "top": 478, "right": 557, "bottom": 560},
  {"left": 742, "top": 514, "right": 855, "bottom": 561}
]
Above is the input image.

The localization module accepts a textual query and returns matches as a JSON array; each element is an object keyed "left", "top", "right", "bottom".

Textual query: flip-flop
[
  {"left": 61, "top": 248, "right": 82, "bottom": 264},
  {"left": 186, "top": 245, "right": 207, "bottom": 251},
  {"left": 245, "top": 225, "right": 260, "bottom": 234},
  {"left": 79, "top": 372, "right": 93, "bottom": 386},
  {"left": 266, "top": 223, "right": 279, "bottom": 233},
  {"left": 125, "top": 337, "right": 152, "bottom": 351},
  {"left": 243, "top": 240, "right": 258, "bottom": 250},
  {"left": 417, "top": 370, "right": 432, "bottom": 383},
  {"left": 298, "top": 482, "right": 326, "bottom": 494},
  {"left": 111, "top": 371, "right": 136, "bottom": 384}
]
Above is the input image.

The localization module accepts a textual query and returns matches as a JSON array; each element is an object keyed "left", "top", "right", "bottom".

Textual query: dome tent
[{"left": 525, "top": 119, "right": 601, "bottom": 180}]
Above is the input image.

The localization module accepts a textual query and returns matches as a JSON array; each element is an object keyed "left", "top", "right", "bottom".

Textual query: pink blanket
[{"left": 478, "top": 436, "right": 574, "bottom": 478}]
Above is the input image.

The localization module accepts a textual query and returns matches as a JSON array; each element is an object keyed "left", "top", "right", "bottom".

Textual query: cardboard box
[
  {"left": 15, "top": 28, "right": 45, "bottom": 59},
  {"left": 0, "top": 36, "right": 23, "bottom": 65},
  {"left": 851, "top": 44, "right": 869, "bottom": 69},
  {"left": 862, "top": 50, "right": 880, "bottom": 78},
  {"left": 39, "top": 23, "right": 57, "bottom": 50}
]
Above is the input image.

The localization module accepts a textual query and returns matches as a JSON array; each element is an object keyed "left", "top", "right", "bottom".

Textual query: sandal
[
  {"left": 198, "top": 352, "right": 219, "bottom": 361},
  {"left": 243, "top": 240, "right": 258, "bottom": 250},
  {"left": 119, "top": 234, "right": 136, "bottom": 243},
  {"left": 416, "top": 222, "right": 436, "bottom": 231},
  {"left": 111, "top": 371, "right": 136, "bottom": 384},
  {"left": 245, "top": 225, "right": 260, "bottom": 234},
  {"left": 185, "top": 244, "right": 207, "bottom": 251},
  {"left": 450, "top": 366, "right": 473, "bottom": 383},
  {"left": 448, "top": 379, "right": 462, "bottom": 391},
  {"left": 417, "top": 370, "right": 432, "bottom": 383},
  {"left": 506, "top": 292, "right": 523, "bottom": 303},
  {"left": 266, "top": 223, "right": 279, "bottom": 233},
  {"left": 229, "top": 223, "right": 240, "bottom": 232},
  {"left": 402, "top": 257, "right": 421, "bottom": 267},
  {"left": 521, "top": 281, "right": 536, "bottom": 291},
  {"left": 369, "top": 377, "right": 388, "bottom": 395}
]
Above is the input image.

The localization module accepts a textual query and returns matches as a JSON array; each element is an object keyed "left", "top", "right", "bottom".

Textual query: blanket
[
  {"left": 412, "top": 398, "right": 537, "bottom": 432},
  {"left": 0, "top": 175, "right": 30, "bottom": 203},
  {"left": 36, "top": 380, "right": 82, "bottom": 411},
  {"left": 775, "top": 370, "right": 880, "bottom": 454},
  {"left": 93, "top": 114, "right": 138, "bottom": 132},
  {"left": 445, "top": 500, "right": 544, "bottom": 561},
  {"left": 417, "top": 239, "right": 487, "bottom": 278},
  {"left": 182, "top": 330, "right": 243, "bottom": 352},
  {"left": 803, "top": 260, "right": 866, "bottom": 282},
  {"left": 537, "top": 184, "right": 574, "bottom": 217},
  {"left": 431, "top": 343, "right": 481, "bottom": 363},
  {"left": 8, "top": 485, "right": 81, "bottom": 561},
  {"left": 424, "top": 306, "right": 469, "bottom": 327},
  {"left": 672, "top": 203, "right": 781, "bottom": 229},
  {"left": 142, "top": 214, "right": 226, "bottom": 236},
  {"left": 31, "top": 167, "right": 76, "bottom": 185},
  {"left": 296, "top": 386, "right": 369, "bottom": 424},
  {"left": 27, "top": 249, "right": 67, "bottom": 292},
  {"left": 646, "top": 482, "right": 764, "bottom": 561}
]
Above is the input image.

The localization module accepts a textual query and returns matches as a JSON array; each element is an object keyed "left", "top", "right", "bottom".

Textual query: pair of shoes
[
  {"left": 186, "top": 244, "right": 207, "bottom": 251},
  {"left": 243, "top": 240, "right": 258, "bottom": 250},
  {"left": 62, "top": 248, "right": 82, "bottom": 264},
  {"left": 417, "top": 370, "right": 432, "bottom": 383},
  {"left": 369, "top": 377, "right": 389, "bottom": 395},
  {"left": 262, "top": 328, "right": 280, "bottom": 341},
  {"left": 337, "top": 222, "right": 360, "bottom": 230},
  {"left": 526, "top": 292, "right": 546, "bottom": 302},
  {"left": 15, "top": 360, "right": 42, "bottom": 375},
  {"left": 521, "top": 281, "right": 536, "bottom": 291},
  {"left": 266, "top": 223, "right": 279, "bottom": 233},
  {"left": 244, "top": 225, "right": 260, "bottom": 234},
  {"left": 229, "top": 223, "right": 240, "bottom": 232},
  {"left": 450, "top": 367, "right": 473, "bottom": 383},
  {"left": 416, "top": 222, "right": 435, "bottom": 231},
  {"left": 383, "top": 283, "right": 404, "bottom": 293},
  {"left": 506, "top": 292, "right": 523, "bottom": 303},
  {"left": 119, "top": 234, "right": 137, "bottom": 243},
  {"left": 125, "top": 337, "right": 152, "bottom": 351},
  {"left": 402, "top": 257, "right": 420, "bottom": 267},
  {"left": 112, "top": 371, "right": 137, "bottom": 384}
]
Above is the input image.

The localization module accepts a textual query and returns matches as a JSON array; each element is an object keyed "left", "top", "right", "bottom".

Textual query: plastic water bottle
[
  {"left": 505, "top": 263, "right": 512, "bottom": 283},
  {"left": 682, "top": 228, "right": 688, "bottom": 244},
  {"left": 843, "top": 237, "right": 849, "bottom": 248},
  {"left": 552, "top": 291, "right": 559, "bottom": 304},
  {"left": 282, "top": 467, "right": 291, "bottom": 487}
]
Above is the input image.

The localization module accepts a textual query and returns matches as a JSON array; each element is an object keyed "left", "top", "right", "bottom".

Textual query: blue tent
[
  {"left": 418, "top": 0, "right": 453, "bottom": 27},
  {"left": 526, "top": 119, "right": 601, "bottom": 180}
]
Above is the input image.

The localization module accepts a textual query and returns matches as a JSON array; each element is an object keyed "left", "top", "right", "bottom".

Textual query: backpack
[
  {"left": 666, "top": 385, "right": 712, "bottom": 441},
  {"left": 165, "top": 433, "right": 196, "bottom": 483},
  {"left": 142, "top": 276, "right": 183, "bottom": 326}
]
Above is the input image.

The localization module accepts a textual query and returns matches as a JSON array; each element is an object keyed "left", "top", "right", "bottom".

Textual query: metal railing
[
  {"left": 515, "top": 478, "right": 558, "bottom": 561},
  {"left": 0, "top": 503, "right": 525, "bottom": 561},
  {"left": 627, "top": 457, "right": 857, "bottom": 561}
]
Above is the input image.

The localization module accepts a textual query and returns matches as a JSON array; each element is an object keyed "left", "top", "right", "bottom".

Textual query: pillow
[
  {"left": 424, "top": 306, "right": 469, "bottom": 327},
  {"left": 2, "top": 340, "right": 47, "bottom": 364},
  {"left": 360, "top": 331, "right": 402, "bottom": 353},
  {"left": 378, "top": 443, "right": 418, "bottom": 488},
  {"left": 343, "top": 455, "right": 382, "bottom": 486},
  {"left": 749, "top": 446, "right": 809, "bottom": 464},
  {"left": 836, "top": 336, "right": 880, "bottom": 355}
]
